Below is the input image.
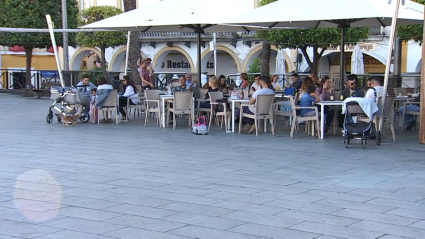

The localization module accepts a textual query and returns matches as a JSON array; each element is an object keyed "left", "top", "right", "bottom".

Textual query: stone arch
[
  {"left": 70, "top": 47, "right": 101, "bottom": 71},
  {"left": 198, "top": 45, "right": 242, "bottom": 73},
  {"left": 321, "top": 51, "right": 387, "bottom": 74},
  {"left": 242, "top": 45, "right": 294, "bottom": 72},
  {"left": 415, "top": 59, "right": 421, "bottom": 73},
  {"left": 108, "top": 46, "right": 147, "bottom": 72},
  {"left": 152, "top": 46, "right": 195, "bottom": 73}
]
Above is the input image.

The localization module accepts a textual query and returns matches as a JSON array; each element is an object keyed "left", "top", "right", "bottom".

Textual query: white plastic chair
[
  {"left": 167, "top": 91, "right": 194, "bottom": 129},
  {"left": 144, "top": 90, "right": 161, "bottom": 127},
  {"left": 238, "top": 94, "right": 275, "bottom": 136},
  {"left": 97, "top": 90, "right": 119, "bottom": 125}
]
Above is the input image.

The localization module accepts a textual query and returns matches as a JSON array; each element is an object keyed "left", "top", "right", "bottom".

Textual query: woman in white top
[{"left": 119, "top": 76, "right": 139, "bottom": 120}]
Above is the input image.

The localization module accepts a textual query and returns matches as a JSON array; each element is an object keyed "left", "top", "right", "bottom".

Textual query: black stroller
[{"left": 343, "top": 101, "right": 379, "bottom": 149}]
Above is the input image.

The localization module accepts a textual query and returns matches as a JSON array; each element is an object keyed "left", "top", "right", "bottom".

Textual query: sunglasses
[{"left": 350, "top": 83, "right": 356, "bottom": 86}]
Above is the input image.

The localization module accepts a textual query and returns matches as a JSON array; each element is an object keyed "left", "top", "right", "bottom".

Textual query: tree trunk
[
  {"left": 24, "top": 46, "right": 33, "bottom": 89},
  {"left": 123, "top": 0, "right": 141, "bottom": 84},
  {"left": 260, "top": 42, "right": 270, "bottom": 76},
  {"left": 100, "top": 46, "right": 107, "bottom": 78},
  {"left": 312, "top": 46, "right": 319, "bottom": 76}
]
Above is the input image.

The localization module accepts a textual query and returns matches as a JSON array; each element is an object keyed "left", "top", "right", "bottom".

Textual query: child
[
  {"left": 300, "top": 84, "right": 321, "bottom": 117},
  {"left": 89, "top": 88, "right": 98, "bottom": 123}
]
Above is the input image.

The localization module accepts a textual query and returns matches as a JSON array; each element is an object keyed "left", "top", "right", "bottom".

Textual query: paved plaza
[{"left": 0, "top": 93, "right": 425, "bottom": 239}]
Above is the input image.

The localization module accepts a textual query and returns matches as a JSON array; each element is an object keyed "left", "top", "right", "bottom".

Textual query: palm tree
[{"left": 123, "top": 0, "right": 142, "bottom": 84}]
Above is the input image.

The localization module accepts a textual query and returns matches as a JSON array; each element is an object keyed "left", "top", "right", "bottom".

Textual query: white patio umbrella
[
  {"left": 275, "top": 49, "right": 287, "bottom": 86},
  {"left": 351, "top": 45, "right": 365, "bottom": 75},
  {"left": 80, "top": 0, "right": 253, "bottom": 83},
  {"left": 220, "top": 0, "right": 423, "bottom": 80}
]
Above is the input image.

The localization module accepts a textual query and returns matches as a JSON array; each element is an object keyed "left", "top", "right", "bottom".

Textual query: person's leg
[
  {"left": 405, "top": 105, "right": 420, "bottom": 130},
  {"left": 324, "top": 106, "right": 334, "bottom": 127},
  {"left": 338, "top": 109, "right": 344, "bottom": 129},
  {"left": 118, "top": 97, "right": 128, "bottom": 117},
  {"left": 242, "top": 107, "right": 254, "bottom": 125}
]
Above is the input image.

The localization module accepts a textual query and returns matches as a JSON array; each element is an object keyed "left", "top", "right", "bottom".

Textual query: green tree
[
  {"left": 0, "top": 0, "right": 79, "bottom": 89},
  {"left": 248, "top": 57, "right": 261, "bottom": 85},
  {"left": 123, "top": 0, "right": 142, "bottom": 84},
  {"left": 77, "top": 6, "right": 127, "bottom": 78},
  {"left": 257, "top": 0, "right": 369, "bottom": 75},
  {"left": 397, "top": 0, "right": 425, "bottom": 43}
]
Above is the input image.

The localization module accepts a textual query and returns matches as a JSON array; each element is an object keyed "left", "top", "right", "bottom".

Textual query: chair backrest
[
  {"left": 145, "top": 89, "right": 160, "bottom": 108},
  {"left": 174, "top": 91, "right": 193, "bottom": 109},
  {"left": 208, "top": 92, "right": 223, "bottom": 102},
  {"left": 191, "top": 87, "right": 200, "bottom": 99},
  {"left": 199, "top": 89, "right": 208, "bottom": 100},
  {"left": 102, "top": 90, "right": 117, "bottom": 107},
  {"left": 393, "top": 88, "right": 406, "bottom": 96},
  {"left": 255, "top": 94, "right": 275, "bottom": 116},
  {"left": 288, "top": 95, "right": 298, "bottom": 117},
  {"left": 377, "top": 96, "right": 395, "bottom": 118}
]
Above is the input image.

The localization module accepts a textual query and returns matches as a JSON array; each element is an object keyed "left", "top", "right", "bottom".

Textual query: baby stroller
[
  {"left": 46, "top": 85, "right": 90, "bottom": 124},
  {"left": 343, "top": 100, "right": 378, "bottom": 149}
]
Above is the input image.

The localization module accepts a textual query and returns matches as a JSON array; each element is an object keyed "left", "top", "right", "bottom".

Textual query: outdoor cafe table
[
  {"left": 315, "top": 101, "right": 344, "bottom": 139},
  {"left": 229, "top": 98, "right": 250, "bottom": 133}
]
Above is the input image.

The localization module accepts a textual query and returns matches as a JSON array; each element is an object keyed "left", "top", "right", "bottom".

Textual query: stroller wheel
[
  {"left": 46, "top": 115, "right": 53, "bottom": 124},
  {"left": 376, "top": 130, "right": 381, "bottom": 146},
  {"left": 345, "top": 136, "right": 350, "bottom": 148},
  {"left": 80, "top": 112, "right": 90, "bottom": 123}
]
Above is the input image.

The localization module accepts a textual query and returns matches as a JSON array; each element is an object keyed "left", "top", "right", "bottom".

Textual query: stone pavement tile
[
  {"left": 0, "top": 220, "right": 62, "bottom": 238},
  {"left": 375, "top": 235, "right": 412, "bottom": 239},
  {"left": 60, "top": 174, "right": 119, "bottom": 183},
  {"left": 102, "top": 227, "right": 193, "bottom": 239},
  {"left": 159, "top": 202, "right": 235, "bottom": 217},
  {"left": 410, "top": 220, "right": 425, "bottom": 230},
  {"left": 0, "top": 199, "right": 65, "bottom": 213},
  {"left": 203, "top": 183, "right": 264, "bottom": 195},
  {"left": 194, "top": 177, "right": 258, "bottom": 188},
  {"left": 211, "top": 201, "right": 287, "bottom": 215},
  {"left": 308, "top": 190, "right": 377, "bottom": 202},
  {"left": 0, "top": 186, "right": 14, "bottom": 195},
  {"left": 40, "top": 217, "right": 125, "bottom": 235},
  {"left": 276, "top": 209, "right": 360, "bottom": 227},
  {"left": 205, "top": 192, "right": 274, "bottom": 204},
  {"left": 154, "top": 192, "right": 225, "bottom": 206},
  {"left": 59, "top": 196, "right": 124, "bottom": 210},
  {"left": 289, "top": 221, "right": 385, "bottom": 239},
  {"left": 0, "top": 208, "right": 65, "bottom": 224},
  {"left": 103, "top": 194, "right": 174, "bottom": 208},
  {"left": 168, "top": 225, "right": 257, "bottom": 239},
  {"left": 103, "top": 204, "right": 178, "bottom": 218},
  {"left": 12, "top": 182, "right": 62, "bottom": 193},
  {"left": 105, "top": 179, "right": 167, "bottom": 190},
  {"left": 315, "top": 236, "right": 345, "bottom": 239},
  {"left": 57, "top": 206, "right": 123, "bottom": 221},
  {"left": 221, "top": 211, "right": 303, "bottom": 228},
  {"left": 0, "top": 179, "right": 16, "bottom": 187},
  {"left": 385, "top": 208, "right": 425, "bottom": 220},
  {"left": 331, "top": 209, "right": 420, "bottom": 226},
  {"left": 149, "top": 177, "right": 211, "bottom": 188},
  {"left": 164, "top": 212, "right": 246, "bottom": 230},
  {"left": 148, "top": 185, "right": 217, "bottom": 197},
  {"left": 61, "top": 188, "right": 117, "bottom": 200},
  {"left": 12, "top": 189, "right": 63, "bottom": 201},
  {"left": 0, "top": 234, "right": 25, "bottom": 239},
  {"left": 252, "top": 191, "right": 326, "bottom": 203},
  {"left": 349, "top": 189, "right": 425, "bottom": 202},
  {"left": 0, "top": 195, "right": 11, "bottom": 202},
  {"left": 103, "top": 215, "right": 187, "bottom": 232},
  {"left": 368, "top": 198, "right": 425, "bottom": 211},
  {"left": 289, "top": 182, "right": 356, "bottom": 193},
  {"left": 228, "top": 223, "right": 319, "bottom": 239},
  {"left": 33, "top": 230, "right": 117, "bottom": 239},
  {"left": 349, "top": 221, "right": 425, "bottom": 238},
  {"left": 264, "top": 199, "right": 342, "bottom": 214},
  {"left": 314, "top": 198, "right": 396, "bottom": 213},
  {"left": 105, "top": 187, "right": 170, "bottom": 198},
  {"left": 59, "top": 180, "right": 118, "bottom": 191},
  {"left": 396, "top": 188, "right": 425, "bottom": 197}
]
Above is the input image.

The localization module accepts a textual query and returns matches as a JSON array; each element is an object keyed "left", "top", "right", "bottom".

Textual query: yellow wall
[{"left": 1, "top": 54, "right": 58, "bottom": 70}]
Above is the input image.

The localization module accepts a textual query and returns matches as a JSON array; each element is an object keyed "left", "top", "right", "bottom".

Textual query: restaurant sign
[{"left": 324, "top": 43, "right": 378, "bottom": 52}]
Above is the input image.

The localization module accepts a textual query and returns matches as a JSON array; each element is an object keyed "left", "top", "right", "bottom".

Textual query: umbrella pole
[
  {"left": 124, "top": 31, "right": 131, "bottom": 75},
  {"left": 196, "top": 24, "right": 202, "bottom": 85},
  {"left": 339, "top": 22, "right": 346, "bottom": 89},
  {"left": 378, "top": 0, "right": 401, "bottom": 135}
]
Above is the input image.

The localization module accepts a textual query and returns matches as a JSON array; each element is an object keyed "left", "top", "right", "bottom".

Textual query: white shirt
[
  {"left": 251, "top": 82, "right": 261, "bottom": 90},
  {"left": 271, "top": 81, "right": 283, "bottom": 90},
  {"left": 97, "top": 84, "right": 113, "bottom": 90},
  {"left": 123, "top": 86, "right": 139, "bottom": 104},
  {"left": 365, "top": 85, "right": 384, "bottom": 100},
  {"left": 249, "top": 88, "right": 275, "bottom": 114}
]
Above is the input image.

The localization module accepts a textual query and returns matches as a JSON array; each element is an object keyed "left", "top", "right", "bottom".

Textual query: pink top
[
  {"left": 241, "top": 80, "right": 249, "bottom": 88},
  {"left": 315, "top": 87, "right": 334, "bottom": 101},
  {"left": 139, "top": 67, "right": 151, "bottom": 86}
]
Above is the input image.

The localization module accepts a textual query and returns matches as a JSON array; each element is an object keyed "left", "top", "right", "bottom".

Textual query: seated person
[
  {"left": 315, "top": 76, "right": 334, "bottom": 101},
  {"left": 290, "top": 73, "right": 302, "bottom": 90},
  {"left": 399, "top": 94, "right": 420, "bottom": 131},
  {"left": 217, "top": 75, "right": 229, "bottom": 93},
  {"left": 251, "top": 75, "right": 261, "bottom": 91},
  {"left": 236, "top": 75, "right": 274, "bottom": 134},
  {"left": 169, "top": 77, "right": 188, "bottom": 124},
  {"left": 95, "top": 77, "right": 113, "bottom": 122},
  {"left": 300, "top": 85, "right": 334, "bottom": 133},
  {"left": 271, "top": 75, "right": 283, "bottom": 90},
  {"left": 199, "top": 76, "right": 219, "bottom": 109},
  {"left": 338, "top": 74, "right": 365, "bottom": 129},
  {"left": 299, "top": 77, "right": 314, "bottom": 95},
  {"left": 240, "top": 73, "right": 249, "bottom": 89},
  {"left": 76, "top": 74, "right": 97, "bottom": 113},
  {"left": 118, "top": 76, "right": 139, "bottom": 120},
  {"left": 365, "top": 77, "right": 384, "bottom": 101},
  {"left": 89, "top": 88, "right": 98, "bottom": 123}
]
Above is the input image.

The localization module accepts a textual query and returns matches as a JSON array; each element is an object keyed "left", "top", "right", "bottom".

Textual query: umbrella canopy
[
  {"left": 351, "top": 45, "right": 365, "bottom": 75},
  {"left": 80, "top": 0, "right": 253, "bottom": 85},
  {"left": 80, "top": 0, "right": 252, "bottom": 32},
  {"left": 221, "top": 0, "right": 424, "bottom": 29},
  {"left": 275, "top": 49, "right": 287, "bottom": 84}
]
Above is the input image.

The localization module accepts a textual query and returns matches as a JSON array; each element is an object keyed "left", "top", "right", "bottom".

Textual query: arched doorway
[
  {"left": 199, "top": 46, "right": 242, "bottom": 76},
  {"left": 108, "top": 46, "right": 147, "bottom": 72},
  {"left": 152, "top": 47, "right": 194, "bottom": 74},
  {"left": 243, "top": 45, "right": 293, "bottom": 73},
  {"left": 321, "top": 51, "right": 386, "bottom": 74},
  {"left": 69, "top": 47, "right": 102, "bottom": 71}
]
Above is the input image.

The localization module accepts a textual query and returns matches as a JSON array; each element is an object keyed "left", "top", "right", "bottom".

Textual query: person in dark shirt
[
  {"left": 399, "top": 94, "right": 420, "bottom": 131},
  {"left": 338, "top": 74, "right": 365, "bottom": 130},
  {"left": 290, "top": 73, "right": 302, "bottom": 90}
]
